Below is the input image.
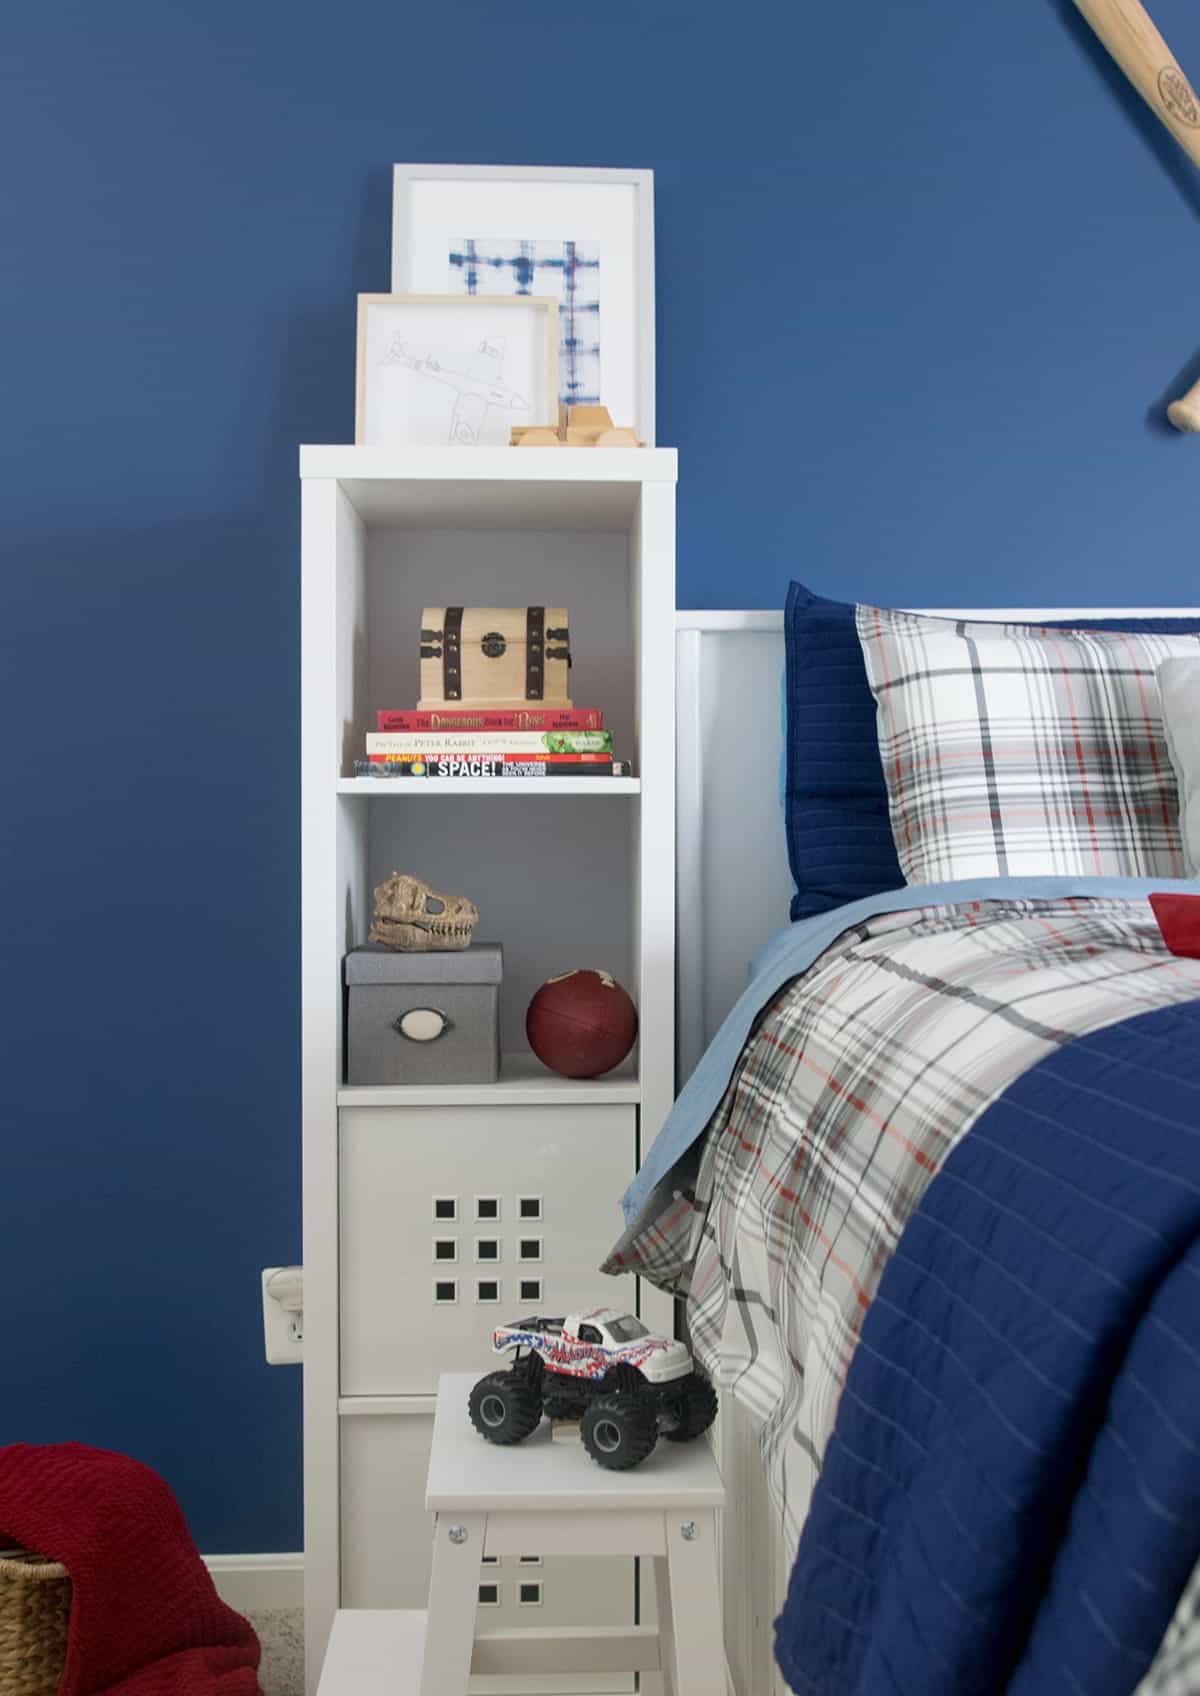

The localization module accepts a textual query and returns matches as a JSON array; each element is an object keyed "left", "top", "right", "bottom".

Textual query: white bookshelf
[
  {"left": 301, "top": 446, "right": 677, "bottom": 1691},
  {"left": 338, "top": 1052, "right": 641, "bottom": 1108},
  {"left": 335, "top": 776, "right": 642, "bottom": 796}
]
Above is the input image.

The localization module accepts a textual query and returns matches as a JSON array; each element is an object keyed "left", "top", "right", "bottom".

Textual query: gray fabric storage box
[{"left": 345, "top": 943, "right": 502, "bottom": 1085}]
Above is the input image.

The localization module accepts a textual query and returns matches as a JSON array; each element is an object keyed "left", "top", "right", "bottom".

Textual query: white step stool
[{"left": 318, "top": 1370, "right": 730, "bottom": 1696}]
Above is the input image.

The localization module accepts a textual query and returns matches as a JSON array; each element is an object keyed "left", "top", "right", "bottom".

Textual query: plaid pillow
[
  {"left": 1159, "top": 657, "right": 1200, "bottom": 877},
  {"left": 857, "top": 604, "right": 1200, "bottom": 883}
]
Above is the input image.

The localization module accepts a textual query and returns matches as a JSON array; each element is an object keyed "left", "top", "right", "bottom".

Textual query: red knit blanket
[{"left": 0, "top": 1444, "right": 261, "bottom": 1696}]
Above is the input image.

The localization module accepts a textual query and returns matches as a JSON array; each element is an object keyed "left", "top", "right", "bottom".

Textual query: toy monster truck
[{"left": 467, "top": 1307, "right": 718, "bottom": 1470}]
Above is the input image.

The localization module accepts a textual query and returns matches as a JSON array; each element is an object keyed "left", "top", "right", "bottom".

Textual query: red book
[{"left": 376, "top": 708, "right": 604, "bottom": 732}]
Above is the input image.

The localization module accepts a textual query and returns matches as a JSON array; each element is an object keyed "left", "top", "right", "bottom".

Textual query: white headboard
[
  {"left": 675, "top": 612, "right": 790, "bottom": 1083},
  {"left": 674, "top": 605, "right": 1198, "bottom": 1087}
]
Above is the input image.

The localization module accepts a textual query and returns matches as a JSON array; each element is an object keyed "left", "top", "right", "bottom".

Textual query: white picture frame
[
  {"left": 355, "top": 293, "right": 559, "bottom": 448},
  {"left": 391, "top": 164, "right": 656, "bottom": 445}
]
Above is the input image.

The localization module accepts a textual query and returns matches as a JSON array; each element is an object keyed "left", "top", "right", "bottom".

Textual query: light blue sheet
[{"left": 622, "top": 875, "right": 1199, "bottom": 1224}]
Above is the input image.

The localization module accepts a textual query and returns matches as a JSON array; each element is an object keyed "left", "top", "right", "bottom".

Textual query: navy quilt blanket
[{"left": 777, "top": 1000, "right": 1200, "bottom": 1695}]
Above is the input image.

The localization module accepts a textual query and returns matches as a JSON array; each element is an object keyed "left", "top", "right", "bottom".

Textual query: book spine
[
  {"left": 376, "top": 708, "right": 604, "bottom": 732},
  {"left": 353, "top": 759, "right": 630, "bottom": 779},
  {"left": 366, "top": 751, "right": 615, "bottom": 764},
  {"left": 366, "top": 731, "right": 613, "bottom": 755}
]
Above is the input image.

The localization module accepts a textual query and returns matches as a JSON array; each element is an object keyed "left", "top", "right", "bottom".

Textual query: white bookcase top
[
  {"left": 300, "top": 445, "right": 676, "bottom": 530},
  {"left": 300, "top": 444, "right": 676, "bottom": 481}
]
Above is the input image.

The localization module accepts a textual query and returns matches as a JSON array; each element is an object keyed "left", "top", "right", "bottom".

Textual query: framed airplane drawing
[
  {"left": 391, "top": 165, "right": 656, "bottom": 445},
  {"left": 355, "top": 293, "right": 559, "bottom": 448}
]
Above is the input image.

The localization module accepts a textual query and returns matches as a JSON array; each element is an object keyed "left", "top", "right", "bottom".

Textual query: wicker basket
[{"left": 0, "top": 1550, "right": 70, "bottom": 1696}]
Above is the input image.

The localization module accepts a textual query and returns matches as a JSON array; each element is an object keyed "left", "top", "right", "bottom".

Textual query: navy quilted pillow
[
  {"left": 785, "top": 581, "right": 903, "bottom": 921},
  {"left": 784, "top": 582, "right": 1200, "bottom": 922}
]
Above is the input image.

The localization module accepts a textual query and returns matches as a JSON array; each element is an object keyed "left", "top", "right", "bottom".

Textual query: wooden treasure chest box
[{"left": 419, "top": 606, "right": 572, "bottom": 710}]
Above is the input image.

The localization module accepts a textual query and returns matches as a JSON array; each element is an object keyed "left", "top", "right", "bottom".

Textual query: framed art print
[
  {"left": 355, "top": 293, "right": 559, "bottom": 448},
  {"left": 391, "top": 165, "right": 656, "bottom": 445}
]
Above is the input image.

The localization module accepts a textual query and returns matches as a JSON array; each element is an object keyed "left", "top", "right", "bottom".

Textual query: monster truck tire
[
  {"left": 542, "top": 1394, "right": 587, "bottom": 1421},
  {"left": 666, "top": 1372, "right": 719, "bottom": 1442},
  {"left": 600, "top": 1361, "right": 643, "bottom": 1396},
  {"left": 469, "top": 1371, "right": 543, "bottom": 1445},
  {"left": 581, "top": 1395, "right": 658, "bottom": 1471}
]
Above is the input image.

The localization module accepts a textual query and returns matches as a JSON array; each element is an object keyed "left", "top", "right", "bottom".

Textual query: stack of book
[{"left": 353, "top": 707, "right": 630, "bottom": 780}]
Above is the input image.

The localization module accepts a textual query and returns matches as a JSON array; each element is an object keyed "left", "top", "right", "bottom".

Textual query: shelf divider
[
  {"left": 338, "top": 1052, "right": 640, "bottom": 1108},
  {"left": 336, "top": 777, "right": 640, "bottom": 797}
]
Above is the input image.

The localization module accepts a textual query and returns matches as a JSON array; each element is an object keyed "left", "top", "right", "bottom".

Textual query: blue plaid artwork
[{"left": 448, "top": 239, "right": 601, "bottom": 406}]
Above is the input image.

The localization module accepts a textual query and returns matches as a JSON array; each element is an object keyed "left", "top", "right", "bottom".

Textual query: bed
[{"left": 611, "top": 599, "right": 1200, "bottom": 1696}]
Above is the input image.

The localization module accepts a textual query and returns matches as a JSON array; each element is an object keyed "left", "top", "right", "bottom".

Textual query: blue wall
[{"left": 2, "top": 0, "right": 1198, "bottom": 1551}]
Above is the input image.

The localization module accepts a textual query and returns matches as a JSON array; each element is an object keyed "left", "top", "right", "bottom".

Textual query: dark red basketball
[{"left": 526, "top": 969, "right": 638, "bottom": 1078}]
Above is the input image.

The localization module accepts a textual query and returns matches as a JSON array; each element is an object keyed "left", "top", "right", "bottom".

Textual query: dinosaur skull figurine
[{"left": 368, "top": 872, "right": 479, "bottom": 951}]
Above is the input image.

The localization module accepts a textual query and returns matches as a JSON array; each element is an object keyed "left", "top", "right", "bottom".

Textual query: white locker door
[{"left": 339, "top": 1103, "right": 638, "bottom": 1395}]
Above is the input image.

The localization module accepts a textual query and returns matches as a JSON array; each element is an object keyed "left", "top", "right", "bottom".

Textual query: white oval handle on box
[{"left": 393, "top": 1007, "right": 453, "bottom": 1042}]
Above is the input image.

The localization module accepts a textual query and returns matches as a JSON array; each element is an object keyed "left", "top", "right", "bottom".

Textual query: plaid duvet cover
[{"left": 603, "top": 894, "right": 1200, "bottom": 1554}]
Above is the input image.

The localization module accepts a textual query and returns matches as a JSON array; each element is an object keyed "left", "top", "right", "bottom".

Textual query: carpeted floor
[{"left": 246, "top": 1609, "right": 305, "bottom": 1696}]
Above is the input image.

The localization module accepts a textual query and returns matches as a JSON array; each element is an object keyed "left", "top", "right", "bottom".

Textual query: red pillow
[{"left": 1149, "top": 893, "right": 1200, "bottom": 959}]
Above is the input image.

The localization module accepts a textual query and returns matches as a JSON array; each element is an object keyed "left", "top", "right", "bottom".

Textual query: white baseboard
[{"left": 205, "top": 1553, "right": 304, "bottom": 1614}]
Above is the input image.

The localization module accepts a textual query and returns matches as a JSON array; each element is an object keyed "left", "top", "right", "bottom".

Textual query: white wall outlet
[{"left": 262, "top": 1266, "right": 304, "bottom": 1365}]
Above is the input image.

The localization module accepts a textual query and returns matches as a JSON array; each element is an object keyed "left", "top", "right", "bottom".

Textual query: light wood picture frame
[
  {"left": 391, "top": 165, "right": 656, "bottom": 445},
  {"left": 355, "top": 293, "right": 559, "bottom": 448}
]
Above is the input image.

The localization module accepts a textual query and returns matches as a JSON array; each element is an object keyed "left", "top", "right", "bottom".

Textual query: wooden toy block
[{"left": 511, "top": 406, "right": 642, "bottom": 448}]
